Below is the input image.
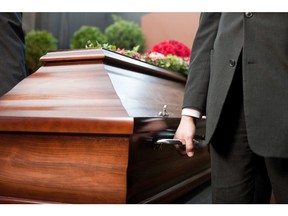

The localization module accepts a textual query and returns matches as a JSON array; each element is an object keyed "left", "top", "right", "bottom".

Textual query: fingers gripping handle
[{"left": 155, "top": 135, "right": 207, "bottom": 149}]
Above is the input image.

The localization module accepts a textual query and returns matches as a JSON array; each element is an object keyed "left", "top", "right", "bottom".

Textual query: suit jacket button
[
  {"left": 245, "top": 12, "right": 253, "bottom": 18},
  {"left": 229, "top": 59, "right": 236, "bottom": 67}
]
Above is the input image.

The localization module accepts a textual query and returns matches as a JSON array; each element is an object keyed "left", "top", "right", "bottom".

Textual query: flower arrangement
[
  {"left": 149, "top": 40, "right": 191, "bottom": 57},
  {"left": 85, "top": 40, "right": 190, "bottom": 76},
  {"left": 143, "top": 52, "right": 189, "bottom": 76}
]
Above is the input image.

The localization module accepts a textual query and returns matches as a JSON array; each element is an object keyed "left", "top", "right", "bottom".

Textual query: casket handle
[
  {"left": 153, "top": 130, "right": 207, "bottom": 149},
  {"left": 155, "top": 136, "right": 207, "bottom": 149}
]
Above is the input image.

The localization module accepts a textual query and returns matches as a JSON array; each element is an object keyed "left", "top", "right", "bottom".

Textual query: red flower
[{"left": 149, "top": 40, "right": 191, "bottom": 57}]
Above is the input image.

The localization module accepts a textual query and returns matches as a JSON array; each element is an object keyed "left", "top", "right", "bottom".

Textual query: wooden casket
[{"left": 0, "top": 48, "right": 210, "bottom": 204}]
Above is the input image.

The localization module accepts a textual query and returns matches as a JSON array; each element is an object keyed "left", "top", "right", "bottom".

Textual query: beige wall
[
  {"left": 141, "top": 12, "right": 200, "bottom": 52},
  {"left": 22, "top": 13, "right": 37, "bottom": 34}
]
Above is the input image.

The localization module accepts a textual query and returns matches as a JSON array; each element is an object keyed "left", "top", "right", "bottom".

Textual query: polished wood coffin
[{"left": 0, "top": 48, "right": 210, "bottom": 204}]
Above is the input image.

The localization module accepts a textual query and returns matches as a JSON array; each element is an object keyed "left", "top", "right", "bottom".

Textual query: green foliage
[
  {"left": 144, "top": 54, "right": 188, "bottom": 76},
  {"left": 25, "top": 30, "right": 58, "bottom": 73},
  {"left": 104, "top": 15, "right": 145, "bottom": 53},
  {"left": 70, "top": 26, "right": 107, "bottom": 49},
  {"left": 85, "top": 40, "right": 117, "bottom": 51}
]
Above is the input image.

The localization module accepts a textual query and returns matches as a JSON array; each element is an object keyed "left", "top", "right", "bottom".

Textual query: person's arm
[
  {"left": 0, "top": 13, "right": 26, "bottom": 96},
  {"left": 174, "top": 13, "right": 222, "bottom": 157}
]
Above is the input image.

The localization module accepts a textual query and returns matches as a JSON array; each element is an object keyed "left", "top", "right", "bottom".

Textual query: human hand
[{"left": 173, "top": 115, "right": 197, "bottom": 157}]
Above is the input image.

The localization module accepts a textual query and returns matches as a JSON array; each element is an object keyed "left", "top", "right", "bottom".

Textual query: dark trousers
[{"left": 210, "top": 56, "right": 288, "bottom": 204}]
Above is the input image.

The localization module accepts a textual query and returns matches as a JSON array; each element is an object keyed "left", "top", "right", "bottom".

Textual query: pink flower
[
  {"left": 148, "top": 52, "right": 165, "bottom": 61},
  {"left": 116, "top": 48, "right": 126, "bottom": 55}
]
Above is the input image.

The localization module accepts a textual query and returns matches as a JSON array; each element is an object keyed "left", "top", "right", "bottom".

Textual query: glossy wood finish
[
  {"left": 0, "top": 61, "right": 133, "bottom": 134},
  {"left": 0, "top": 48, "right": 210, "bottom": 203},
  {"left": 0, "top": 132, "right": 129, "bottom": 203},
  {"left": 127, "top": 118, "right": 210, "bottom": 203}
]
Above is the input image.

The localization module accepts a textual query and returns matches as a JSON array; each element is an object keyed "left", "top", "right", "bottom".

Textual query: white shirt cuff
[{"left": 182, "top": 108, "right": 201, "bottom": 118}]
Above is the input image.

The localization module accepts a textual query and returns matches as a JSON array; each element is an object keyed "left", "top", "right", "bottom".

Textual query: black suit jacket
[
  {"left": 183, "top": 13, "right": 288, "bottom": 158},
  {"left": 0, "top": 13, "right": 26, "bottom": 96}
]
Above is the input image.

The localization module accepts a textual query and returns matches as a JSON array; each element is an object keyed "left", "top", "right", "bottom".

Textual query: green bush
[
  {"left": 70, "top": 26, "right": 107, "bottom": 49},
  {"left": 104, "top": 15, "right": 145, "bottom": 53},
  {"left": 25, "top": 30, "right": 58, "bottom": 73}
]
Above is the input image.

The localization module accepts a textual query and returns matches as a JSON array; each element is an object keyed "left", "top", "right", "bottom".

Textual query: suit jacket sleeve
[
  {"left": 183, "top": 13, "right": 221, "bottom": 115},
  {"left": 0, "top": 13, "right": 26, "bottom": 96}
]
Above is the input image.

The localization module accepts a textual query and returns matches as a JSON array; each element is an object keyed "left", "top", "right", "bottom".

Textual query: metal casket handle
[{"left": 153, "top": 130, "right": 207, "bottom": 149}]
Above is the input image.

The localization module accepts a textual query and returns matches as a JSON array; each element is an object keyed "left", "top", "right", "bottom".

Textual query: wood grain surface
[
  {"left": 0, "top": 132, "right": 129, "bottom": 203},
  {"left": 0, "top": 61, "right": 133, "bottom": 134}
]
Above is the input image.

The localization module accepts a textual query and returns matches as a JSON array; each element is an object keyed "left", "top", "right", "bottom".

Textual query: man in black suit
[
  {"left": 0, "top": 13, "right": 27, "bottom": 96},
  {"left": 174, "top": 13, "right": 288, "bottom": 203}
]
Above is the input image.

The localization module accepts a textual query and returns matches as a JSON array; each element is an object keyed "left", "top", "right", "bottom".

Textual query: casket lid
[{"left": 0, "top": 48, "right": 186, "bottom": 134}]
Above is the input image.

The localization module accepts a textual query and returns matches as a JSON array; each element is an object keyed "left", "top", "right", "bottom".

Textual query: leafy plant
[
  {"left": 104, "top": 15, "right": 145, "bottom": 53},
  {"left": 25, "top": 30, "right": 58, "bottom": 73},
  {"left": 70, "top": 26, "right": 107, "bottom": 49}
]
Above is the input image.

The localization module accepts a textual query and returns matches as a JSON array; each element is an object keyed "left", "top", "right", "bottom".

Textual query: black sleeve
[
  {"left": 0, "top": 12, "right": 27, "bottom": 96},
  {"left": 183, "top": 13, "right": 221, "bottom": 114}
]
